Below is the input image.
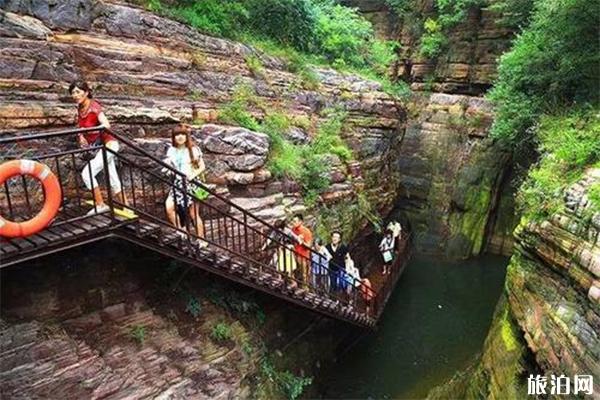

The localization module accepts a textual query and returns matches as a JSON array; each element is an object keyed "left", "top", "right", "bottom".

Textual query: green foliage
[
  {"left": 300, "top": 154, "right": 331, "bottom": 205},
  {"left": 245, "top": 54, "right": 265, "bottom": 77},
  {"left": 588, "top": 183, "right": 600, "bottom": 212},
  {"left": 436, "top": 0, "right": 481, "bottom": 26},
  {"left": 387, "top": 0, "right": 481, "bottom": 58},
  {"left": 184, "top": 293, "right": 202, "bottom": 318},
  {"left": 420, "top": 18, "right": 447, "bottom": 58},
  {"left": 420, "top": 0, "right": 482, "bottom": 57},
  {"left": 312, "top": 109, "right": 352, "bottom": 161},
  {"left": 385, "top": 0, "right": 414, "bottom": 15},
  {"left": 255, "top": 309, "right": 267, "bottom": 325},
  {"left": 489, "top": 0, "right": 599, "bottom": 153},
  {"left": 313, "top": 1, "right": 373, "bottom": 67},
  {"left": 489, "top": 0, "right": 535, "bottom": 29},
  {"left": 262, "top": 112, "right": 304, "bottom": 179},
  {"left": 145, "top": 0, "right": 163, "bottom": 12},
  {"left": 298, "top": 67, "right": 321, "bottom": 90},
  {"left": 167, "top": 0, "right": 250, "bottom": 37},
  {"left": 143, "top": 0, "right": 403, "bottom": 89},
  {"left": 269, "top": 141, "right": 305, "bottom": 180},
  {"left": 188, "top": 89, "right": 203, "bottom": 101},
  {"left": 241, "top": 339, "right": 254, "bottom": 355},
  {"left": 218, "top": 83, "right": 261, "bottom": 131},
  {"left": 260, "top": 358, "right": 313, "bottom": 400},
  {"left": 206, "top": 283, "right": 262, "bottom": 315},
  {"left": 368, "top": 40, "right": 398, "bottom": 76},
  {"left": 211, "top": 322, "right": 233, "bottom": 342},
  {"left": 247, "top": 0, "right": 317, "bottom": 52},
  {"left": 260, "top": 107, "right": 351, "bottom": 205},
  {"left": 129, "top": 325, "right": 147, "bottom": 345},
  {"left": 517, "top": 110, "right": 600, "bottom": 221}
]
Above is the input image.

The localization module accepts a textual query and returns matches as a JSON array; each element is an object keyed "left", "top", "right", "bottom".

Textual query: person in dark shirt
[{"left": 325, "top": 231, "right": 350, "bottom": 292}]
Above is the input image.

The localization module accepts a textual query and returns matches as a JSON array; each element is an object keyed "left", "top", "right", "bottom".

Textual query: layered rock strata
[
  {"left": 430, "top": 169, "right": 600, "bottom": 397},
  {"left": 0, "top": 0, "right": 404, "bottom": 237}
]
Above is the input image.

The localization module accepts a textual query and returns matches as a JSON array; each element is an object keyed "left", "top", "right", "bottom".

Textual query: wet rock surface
[
  {"left": 395, "top": 92, "right": 514, "bottom": 258},
  {"left": 429, "top": 169, "right": 600, "bottom": 398}
]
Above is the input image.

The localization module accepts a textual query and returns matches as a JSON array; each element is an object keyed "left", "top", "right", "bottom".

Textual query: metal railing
[{"left": 0, "top": 127, "right": 411, "bottom": 322}]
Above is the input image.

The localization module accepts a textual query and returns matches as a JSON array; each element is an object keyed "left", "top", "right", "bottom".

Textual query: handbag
[
  {"left": 194, "top": 186, "right": 210, "bottom": 200},
  {"left": 192, "top": 171, "right": 215, "bottom": 201},
  {"left": 382, "top": 250, "right": 393, "bottom": 263}
]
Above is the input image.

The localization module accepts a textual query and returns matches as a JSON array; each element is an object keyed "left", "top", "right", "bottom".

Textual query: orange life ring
[{"left": 0, "top": 160, "right": 62, "bottom": 238}]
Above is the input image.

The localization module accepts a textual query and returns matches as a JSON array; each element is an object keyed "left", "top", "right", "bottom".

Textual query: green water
[{"left": 319, "top": 254, "right": 508, "bottom": 399}]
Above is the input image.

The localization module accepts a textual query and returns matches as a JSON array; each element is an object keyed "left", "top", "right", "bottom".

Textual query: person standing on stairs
[
  {"left": 163, "top": 124, "right": 207, "bottom": 248},
  {"left": 261, "top": 219, "right": 299, "bottom": 275},
  {"left": 379, "top": 229, "right": 395, "bottom": 275},
  {"left": 326, "top": 231, "right": 350, "bottom": 293},
  {"left": 70, "top": 80, "right": 127, "bottom": 215},
  {"left": 311, "top": 238, "right": 332, "bottom": 292},
  {"left": 291, "top": 214, "right": 313, "bottom": 289}
]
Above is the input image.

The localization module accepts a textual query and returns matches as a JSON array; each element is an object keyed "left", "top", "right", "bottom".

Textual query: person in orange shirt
[{"left": 291, "top": 214, "right": 313, "bottom": 288}]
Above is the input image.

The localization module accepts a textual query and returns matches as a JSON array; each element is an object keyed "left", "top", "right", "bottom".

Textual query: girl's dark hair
[
  {"left": 314, "top": 237, "right": 324, "bottom": 246},
  {"left": 69, "top": 80, "right": 93, "bottom": 98},
  {"left": 385, "top": 229, "right": 393, "bottom": 236},
  {"left": 274, "top": 219, "right": 286, "bottom": 229},
  {"left": 171, "top": 124, "right": 200, "bottom": 168}
]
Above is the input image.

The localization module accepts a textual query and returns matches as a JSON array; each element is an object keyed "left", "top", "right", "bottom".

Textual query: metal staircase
[{"left": 0, "top": 128, "right": 411, "bottom": 328}]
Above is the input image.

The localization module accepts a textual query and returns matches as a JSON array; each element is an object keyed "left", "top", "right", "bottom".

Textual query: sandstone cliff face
[
  {"left": 344, "top": 0, "right": 514, "bottom": 94},
  {"left": 506, "top": 169, "right": 600, "bottom": 392},
  {"left": 397, "top": 92, "right": 514, "bottom": 257},
  {"left": 1, "top": 0, "right": 517, "bottom": 258},
  {"left": 345, "top": 0, "right": 517, "bottom": 257},
  {"left": 0, "top": 0, "right": 403, "bottom": 236},
  {"left": 0, "top": 244, "right": 257, "bottom": 399},
  {"left": 429, "top": 169, "right": 600, "bottom": 398},
  {"left": 0, "top": 241, "right": 344, "bottom": 399}
]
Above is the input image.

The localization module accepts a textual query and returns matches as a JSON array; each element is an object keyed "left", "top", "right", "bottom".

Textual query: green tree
[
  {"left": 247, "top": 0, "right": 317, "bottom": 51},
  {"left": 313, "top": 0, "right": 374, "bottom": 67},
  {"left": 489, "top": 0, "right": 599, "bottom": 152}
]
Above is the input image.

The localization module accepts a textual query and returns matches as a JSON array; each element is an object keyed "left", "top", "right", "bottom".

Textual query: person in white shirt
[
  {"left": 387, "top": 220, "right": 402, "bottom": 249},
  {"left": 379, "top": 229, "right": 395, "bottom": 275},
  {"left": 344, "top": 253, "right": 361, "bottom": 296},
  {"left": 311, "top": 238, "right": 332, "bottom": 292},
  {"left": 163, "top": 125, "right": 206, "bottom": 247}
]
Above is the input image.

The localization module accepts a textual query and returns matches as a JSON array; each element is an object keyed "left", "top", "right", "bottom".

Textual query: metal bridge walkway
[{"left": 0, "top": 128, "right": 411, "bottom": 328}]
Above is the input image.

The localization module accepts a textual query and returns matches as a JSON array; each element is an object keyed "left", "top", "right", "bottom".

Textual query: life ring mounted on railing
[{"left": 0, "top": 160, "right": 62, "bottom": 238}]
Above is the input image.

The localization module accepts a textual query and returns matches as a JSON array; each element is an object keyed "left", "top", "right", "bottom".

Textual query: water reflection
[{"left": 319, "top": 254, "right": 508, "bottom": 399}]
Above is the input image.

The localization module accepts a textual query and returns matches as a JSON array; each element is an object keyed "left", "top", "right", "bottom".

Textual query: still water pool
[{"left": 318, "top": 254, "right": 508, "bottom": 399}]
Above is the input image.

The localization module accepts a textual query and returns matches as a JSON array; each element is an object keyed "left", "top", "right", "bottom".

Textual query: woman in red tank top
[{"left": 70, "top": 81, "right": 126, "bottom": 214}]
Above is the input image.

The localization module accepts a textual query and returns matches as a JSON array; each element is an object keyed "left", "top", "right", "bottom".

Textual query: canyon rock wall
[
  {"left": 429, "top": 169, "right": 600, "bottom": 398},
  {"left": 0, "top": 0, "right": 403, "bottom": 238},
  {"left": 0, "top": 0, "right": 517, "bottom": 258},
  {"left": 0, "top": 241, "right": 346, "bottom": 399},
  {"left": 345, "top": 0, "right": 517, "bottom": 257}
]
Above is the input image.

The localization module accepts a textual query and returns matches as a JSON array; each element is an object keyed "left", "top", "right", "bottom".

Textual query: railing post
[
  {"left": 244, "top": 213, "right": 249, "bottom": 254},
  {"left": 181, "top": 177, "right": 191, "bottom": 244},
  {"left": 101, "top": 145, "right": 115, "bottom": 222}
]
